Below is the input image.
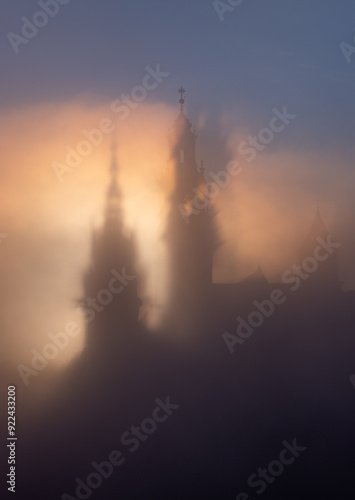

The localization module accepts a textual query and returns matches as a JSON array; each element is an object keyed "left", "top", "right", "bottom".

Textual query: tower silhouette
[
  {"left": 81, "top": 140, "right": 142, "bottom": 357},
  {"left": 164, "top": 88, "right": 219, "bottom": 335}
]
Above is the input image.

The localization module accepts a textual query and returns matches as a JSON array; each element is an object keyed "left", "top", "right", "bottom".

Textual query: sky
[
  {"left": 1, "top": 0, "right": 355, "bottom": 147},
  {"left": 1, "top": 0, "right": 355, "bottom": 366}
]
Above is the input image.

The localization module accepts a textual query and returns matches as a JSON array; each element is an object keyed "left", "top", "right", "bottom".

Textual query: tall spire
[
  {"left": 178, "top": 86, "right": 186, "bottom": 112},
  {"left": 170, "top": 88, "right": 205, "bottom": 200},
  {"left": 82, "top": 135, "right": 142, "bottom": 354},
  {"left": 110, "top": 135, "right": 118, "bottom": 175},
  {"left": 105, "top": 136, "right": 122, "bottom": 228},
  {"left": 306, "top": 203, "right": 329, "bottom": 242}
]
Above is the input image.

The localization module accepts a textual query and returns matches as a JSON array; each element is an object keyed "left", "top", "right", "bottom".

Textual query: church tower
[
  {"left": 81, "top": 141, "right": 141, "bottom": 355},
  {"left": 165, "top": 89, "right": 219, "bottom": 335}
]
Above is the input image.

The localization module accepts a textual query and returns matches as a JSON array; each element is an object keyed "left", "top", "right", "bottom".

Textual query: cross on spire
[{"left": 178, "top": 87, "right": 186, "bottom": 111}]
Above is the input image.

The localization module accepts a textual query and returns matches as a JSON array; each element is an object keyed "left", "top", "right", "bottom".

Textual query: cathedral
[{"left": 80, "top": 89, "right": 342, "bottom": 353}]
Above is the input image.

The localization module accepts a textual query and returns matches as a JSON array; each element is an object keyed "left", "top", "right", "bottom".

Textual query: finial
[{"left": 178, "top": 86, "right": 186, "bottom": 111}]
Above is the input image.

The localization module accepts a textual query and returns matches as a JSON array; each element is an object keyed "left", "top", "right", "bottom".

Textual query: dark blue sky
[{"left": 1, "top": 0, "right": 355, "bottom": 155}]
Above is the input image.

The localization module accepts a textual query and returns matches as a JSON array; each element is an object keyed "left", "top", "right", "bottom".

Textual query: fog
[{"left": 1, "top": 99, "right": 355, "bottom": 370}]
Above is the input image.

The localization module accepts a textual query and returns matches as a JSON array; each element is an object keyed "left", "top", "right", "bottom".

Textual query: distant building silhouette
[
  {"left": 80, "top": 90, "right": 342, "bottom": 348},
  {"left": 81, "top": 141, "right": 142, "bottom": 357},
  {"left": 164, "top": 88, "right": 219, "bottom": 335}
]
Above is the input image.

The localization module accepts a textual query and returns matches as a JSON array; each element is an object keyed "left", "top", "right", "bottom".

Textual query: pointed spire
[
  {"left": 105, "top": 136, "right": 122, "bottom": 228},
  {"left": 178, "top": 86, "right": 186, "bottom": 112},
  {"left": 173, "top": 87, "right": 195, "bottom": 138},
  {"left": 240, "top": 264, "right": 268, "bottom": 286},
  {"left": 299, "top": 203, "right": 330, "bottom": 262},
  {"left": 107, "top": 136, "right": 120, "bottom": 197},
  {"left": 110, "top": 135, "right": 118, "bottom": 174},
  {"left": 307, "top": 203, "right": 329, "bottom": 240}
]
